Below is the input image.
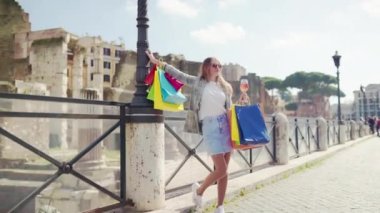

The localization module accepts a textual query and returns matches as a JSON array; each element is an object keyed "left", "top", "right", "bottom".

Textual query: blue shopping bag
[
  {"left": 158, "top": 69, "right": 187, "bottom": 104},
  {"left": 235, "top": 104, "right": 270, "bottom": 144}
]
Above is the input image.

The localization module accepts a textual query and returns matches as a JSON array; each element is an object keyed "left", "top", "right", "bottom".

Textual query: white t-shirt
[{"left": 199, "top": 81, "right": 226, "bottom": 120}]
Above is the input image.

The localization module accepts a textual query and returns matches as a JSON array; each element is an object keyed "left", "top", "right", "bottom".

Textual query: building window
[
  {"left": 103, "top": 61, "right": 111, "bottom": 69},
  {"left": 104, "top": 74, "right": 110, "bottom": 82},
  {"left": 91, "top": 73, "right": 94, "bottom": 81},
  {"left": 115, "top": 50, "right": 121, "bottom": 57},
  {"left": 91, "top": 59, "right": 94, "bottom": 67},
  {"left": 91, "top": 47, "right": 95, "bottom": 53},
  {"left": 103, "top": 48, "right": 111, "bottom": 56}
]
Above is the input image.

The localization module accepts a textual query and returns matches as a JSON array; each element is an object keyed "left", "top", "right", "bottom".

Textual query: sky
[{"left": 16, "top": 0, "right": 380, "bottom": 103}]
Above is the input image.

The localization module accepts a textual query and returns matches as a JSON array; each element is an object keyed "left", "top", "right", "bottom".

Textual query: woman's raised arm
[{"left": 146, "top": 50, "right": 197, "bottom": 85}]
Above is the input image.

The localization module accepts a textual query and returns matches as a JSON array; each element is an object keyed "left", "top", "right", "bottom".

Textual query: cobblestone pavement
[{"left": 224, "top": 137, "right": 380, "bottom": 213}]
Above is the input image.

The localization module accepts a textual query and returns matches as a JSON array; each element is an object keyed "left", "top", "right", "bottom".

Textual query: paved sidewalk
[
  {"left": 114, "top": 135, "right": 374, "bottom": 213},
  {"left": 224, "top": 136, "right": 380, "bottom": 212}
]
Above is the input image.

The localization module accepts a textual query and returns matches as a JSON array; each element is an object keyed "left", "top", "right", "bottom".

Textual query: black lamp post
[
  {"left": 130, "top": 0, "right": 162, "bottom": 121},
  {"left": 332, "top": 51, "right": 342, "bottom": 125},
  {"left": 360, "top": 85, "right": 367, "bottom": 120},
  {"left": 332, "top": 51, "right": 342, "bottom": 144}
]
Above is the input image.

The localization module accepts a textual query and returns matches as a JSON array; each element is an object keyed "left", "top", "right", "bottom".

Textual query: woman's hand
[{"left": 145, "top": 50, "right": 160, "bottom": 65}]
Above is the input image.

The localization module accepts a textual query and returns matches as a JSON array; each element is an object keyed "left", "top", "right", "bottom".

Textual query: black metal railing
[
  {"left": 327, "top": 120, "right": 339, "bottom": 147},
  {"left": 288, "top": 117, "right": 340, "bottom": 159},
  {"left": 288, "top": 118, "right": 318, "bottom": 158},
  {"left": 163, "top": 113, "right": 276, "bottom": 197},
  {"left": 1, "top": 92, "right": 354, "bottom": 211},
  {"left": 0, "top": 92, "right": 128, "bottom": 212}
]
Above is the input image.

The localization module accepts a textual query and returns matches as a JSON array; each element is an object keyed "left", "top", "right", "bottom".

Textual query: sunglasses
[{"left": 211, "top": 63, "right": 222, "bottom": 69}]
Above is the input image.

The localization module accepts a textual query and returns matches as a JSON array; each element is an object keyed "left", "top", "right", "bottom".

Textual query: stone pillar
[
  {"left": 274, "top": 113, "right": 289, "bottom": 165},
  {"left": 49, "top": 75, "right": 68, "bottom": 148},
  {"left": 72, "top": 52, "right": 84, "bottom": 98},
  {"left": 126, "top": 122, "right": 165, "bottom": 210},
  {"left": 365, "top": 124, "right": 370, "bottom": 135},
  {"left": 339, "top": 123, "right": 347, "bottom": 144},
  {"left": 358, "top": 121, "right": 365, "bottom": 137},
  {"left": 36, "top": 89, "right": 115, "bottom": 213},
  {"left": 77, "top": 89, "right": 105, "bottom": 166},
  {"left": 68, "top": 52, "right": 84, "bottom": 149},
  {"left": 1, "top": 82, "right": 49, "bottom": 161},
  {"left": 350, "top": 120, "right": 357, "bottom": 140},
  {"left": 317, "top": 117, "right": 328, "bottom": 151}
]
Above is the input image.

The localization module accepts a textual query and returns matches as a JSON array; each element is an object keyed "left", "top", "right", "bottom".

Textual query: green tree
[
  {"left": 282, "top": 71, "right": 345, "bottom": 99},
  {"left": 262, "top": 76, "right": 283, "bottom": 98},
  {"left": 261, "top": 77, "right": 283, "bottom": 90},
  {"left": 285, "top": 102, "right": 298, "bottom": 111}
]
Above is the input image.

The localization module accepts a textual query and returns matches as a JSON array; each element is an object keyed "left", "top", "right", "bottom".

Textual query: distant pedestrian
[
  {"left": 376, "top": 118, "right": 380, "bottom": 136},
  {"left": 368, "top": 116, "right": 375, "bottom": 134},
  {"left": 146, "top": 50, "right": 232, "bottom": 213}
]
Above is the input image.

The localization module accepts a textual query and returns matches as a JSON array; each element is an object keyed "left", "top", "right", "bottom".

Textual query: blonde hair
[{"left": 200, "top": 57, "right": 233, "bottom": 96}]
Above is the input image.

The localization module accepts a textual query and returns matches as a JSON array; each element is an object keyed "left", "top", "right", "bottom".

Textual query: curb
[{"left": 118, "top": 135, "right": 374, "bottom": 213}]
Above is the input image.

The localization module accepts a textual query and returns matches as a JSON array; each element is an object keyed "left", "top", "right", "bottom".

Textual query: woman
[{"left": 146, "top": 51, "right": 233, "bottom": 213}]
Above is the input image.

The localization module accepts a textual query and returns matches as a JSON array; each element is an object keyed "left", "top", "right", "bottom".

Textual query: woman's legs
[
  {"left": 197, "top": 152, "right": 231, "bottom": 198},
  {"left": 217, "top": 152, "right": 231, "bottom": 206}
]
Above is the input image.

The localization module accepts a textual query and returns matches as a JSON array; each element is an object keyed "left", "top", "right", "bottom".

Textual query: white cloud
[
  {"left": 190, "top": 22, "right": 246, "bottom": 45},
  {"left": 360, "top": 0, "right": 380, "bottom": 18},
  {"left": 157, "top": 0, "right": 199, "bottom": 18},
  {"left": 218, "top": 0, "right": 244, "bottom": 9},
  {"left": 125, "top": 0, "right": 137, "bottom": 12},
  {"left": 269, "top": 32, "right": 317, "bottom": 49}
]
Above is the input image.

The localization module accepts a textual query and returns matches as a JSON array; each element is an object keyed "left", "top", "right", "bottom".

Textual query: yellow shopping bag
[
  {"left": 230, "top": 105, "right": 241, "bottom": 144},
  {"left": 152, "top": 70, "right": 184, "bottom": 112}
]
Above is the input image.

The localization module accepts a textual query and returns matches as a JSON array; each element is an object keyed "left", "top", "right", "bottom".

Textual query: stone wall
[
  {"left": 296, "top": 95, "right": 331, "bottom": 118},
  {"left": 0, "top": 0, "right": 30, "bottom": 89},
  {"left": 0, "top": 81, "right": 49, "bottom": 160}
]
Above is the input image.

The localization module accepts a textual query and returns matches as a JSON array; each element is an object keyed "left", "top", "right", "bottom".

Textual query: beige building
[
  {"left": 13, "top": 28, "right": 125, "bottom": 99},
  {"left": 353, "top": 84, "right": 380, "bottom": 120},
  {"left": 222, "top": 62, "right": 246, "bottom": 82},
  {"left": 1, "top": 0, "right": 125, "bottom": 98}
]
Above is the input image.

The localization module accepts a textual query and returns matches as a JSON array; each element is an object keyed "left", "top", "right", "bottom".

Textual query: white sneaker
[
  {"left": 214, "top": 205, "right": 225, "bottom": 213},
  {"left": 191, "top": 182, "right": 203, "bottom": 208}
]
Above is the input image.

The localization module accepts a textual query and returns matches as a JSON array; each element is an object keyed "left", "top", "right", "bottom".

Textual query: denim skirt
[{"left": 201, "top": 113, "right": 232, "bottom": 156}]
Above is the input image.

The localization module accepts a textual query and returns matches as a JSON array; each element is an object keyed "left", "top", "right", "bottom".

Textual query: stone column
[
  {"left": 126, "top": 122, "right": 165, "bottom": 210},
  {"left": 317, "top": 117, "right": 328, "bottom": 151},
  {"left": 72, "top": 52, "right": 84, "bottom": 98},
  {"left": 36, "top": 89, "right": 114, "bottom": 213},
  {"left": 339, "top": 123, "right": 347, "bottom": 144},
  {"left": 365, "top": 124, "right": 370, "bottom": 135},
  {"left": 274, "top": 113, "right": 289, "bottom": 165},
  {"left": 350, "top": 120, "right": 358, "bottom": 140},
  {"left": 358, "top": 121, "right": 365, "bottom": 137},
  {"left": 69, "top": 52, "right": 84, "bottom": 149},
  {"left": 77, "top": 89, "right": 105, "bottom": 167}
]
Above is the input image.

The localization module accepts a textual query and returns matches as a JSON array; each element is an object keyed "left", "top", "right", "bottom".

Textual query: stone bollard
[
  {"left": 358, "top": 121, "right": 365, "bottom": 137},
  {"left": 316, "top": 117, "right": 328, "bottom": 151},
  {"left": 339, "top": 122, "right": 347, "bottom": 144},
  {"left": 274, "top": 113, "right": 289, "bottom": 165},
  {"left": 350, "top": 120, "right": 357, "bottom": 140},
  {"left": 365, "top": 124, "right": 370, "bottom": 135},
  {"left": 126, "top": 121, "right": 165, "bottom": 210}
]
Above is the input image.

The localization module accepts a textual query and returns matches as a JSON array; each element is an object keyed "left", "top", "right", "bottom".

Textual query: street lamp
[
  {"left": 332, "top": 51, "right": 342, "bottom": 144},
  {"left": 332, "top": 51, "right": 342, "bottom": 125},
  {"left": 130, "top": 0, "right": 162, "bottom": 119},
  {"left": 125, "top": 1, "right": 165, "bottom": 210},
  {"left": 360, "top": 85, "right": 367, "bottom": 120}
]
